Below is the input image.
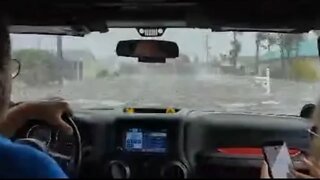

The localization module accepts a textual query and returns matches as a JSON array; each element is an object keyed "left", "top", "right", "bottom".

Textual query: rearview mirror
[{"left": 116, "top": 40, "right": 179, "bottom": 63}]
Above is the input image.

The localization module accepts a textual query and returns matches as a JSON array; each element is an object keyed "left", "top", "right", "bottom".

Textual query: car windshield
[{"left": 10, "top": 28, "right": 320, "bottom": 115}]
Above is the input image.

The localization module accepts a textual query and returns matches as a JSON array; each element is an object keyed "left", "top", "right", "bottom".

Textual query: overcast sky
[{"left": 10, "top": 28, "right": 317, "bottom": 61}]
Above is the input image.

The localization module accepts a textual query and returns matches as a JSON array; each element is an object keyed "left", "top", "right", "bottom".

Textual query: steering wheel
[{"left": 13, "top": 114, "right": 82, "bottom": 177}]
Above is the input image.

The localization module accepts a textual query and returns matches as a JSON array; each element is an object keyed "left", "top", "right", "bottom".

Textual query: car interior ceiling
[
  {"left": 6, "top": 0, "right": 320, "bottom": 178},
  {"left": 4, "top": 0, "right": 320, "bottom": 35}
]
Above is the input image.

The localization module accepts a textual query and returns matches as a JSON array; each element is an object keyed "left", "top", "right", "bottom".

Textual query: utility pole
[
  {"left": 205, "top": 33, "right": 209, "bottom": 63},
  {"left": 37, "top": 37, "right": 42, "bottom": 49},
  {"left": 57, "top": 36, "right": 63, "bottom": 60},
  {"left": 205, "top": 32, "right": 212, "bottom": 64},
  {"left": 56, "top": 36, "right": 63, "bottom": 85}
]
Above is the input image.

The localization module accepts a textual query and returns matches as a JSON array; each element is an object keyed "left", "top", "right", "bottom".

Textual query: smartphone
[{"left": 262, "top": 141, "right": 295, "bottom": 178}]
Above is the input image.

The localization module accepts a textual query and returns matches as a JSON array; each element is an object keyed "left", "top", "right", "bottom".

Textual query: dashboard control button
[{"left": 116, "top": 146, "right": 123, "bottom": 152}]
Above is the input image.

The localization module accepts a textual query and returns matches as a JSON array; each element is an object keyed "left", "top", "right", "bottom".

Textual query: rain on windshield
[{"left": 9, "top": 28, "right": 320, "bottom": 115}]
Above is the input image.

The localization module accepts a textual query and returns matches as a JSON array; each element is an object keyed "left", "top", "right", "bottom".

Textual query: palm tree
[
  {"left": 229, "top": 32, "right": 242, "bottom": 67},
  {"left": 266, "top": 35, "right": 277, "bottom": 51},
  {"left": 276, "top": 33, "right": 304, "bottom": 78},
  {"left": 254, "top": 33, "right": 278, "bottom": 75}
]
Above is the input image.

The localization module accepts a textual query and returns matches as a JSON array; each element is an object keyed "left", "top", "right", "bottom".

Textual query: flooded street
[
  {"left": 11, "top": 72, "right": 320, "bottom": 115},
  {"left": 10, "top": 29, "right": 320, "bottom": 116}
]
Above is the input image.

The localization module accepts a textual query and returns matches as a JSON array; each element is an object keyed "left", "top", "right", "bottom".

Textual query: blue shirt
[{"left": 0, "top": 135, "right": 67, "bottom": 178}]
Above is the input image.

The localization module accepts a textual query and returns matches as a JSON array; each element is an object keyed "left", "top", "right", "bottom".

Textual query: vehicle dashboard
[{"left": 16, "top": 108, "right": 311, "bottom": 178}]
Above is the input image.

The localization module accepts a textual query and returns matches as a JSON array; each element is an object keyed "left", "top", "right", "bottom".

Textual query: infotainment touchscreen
[{"left": 124, "top": 128, "right": 167, "bottom": 153}]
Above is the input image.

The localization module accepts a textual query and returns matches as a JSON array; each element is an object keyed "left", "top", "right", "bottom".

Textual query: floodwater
[{"left": 11, "top": 71, "right": 320, "bottom": 116}]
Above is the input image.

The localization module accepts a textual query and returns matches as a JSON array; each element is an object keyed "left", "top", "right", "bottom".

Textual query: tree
[
  {"left": 280, "top": 34, "right": 303, "bottom": 58},
  {"left": 176, "top": 53, "right": 191, "bottom": 63},
  {"left": 219, "top": 53, "right": 228, "bottom": 62},
  {"left": 254, "top": 33, "right": 278, "bottom": 74},
  {"left": 63, "top": 50, "right": 95, "bottom": 62},
  {"left": 265, "top": 34, "right": 277, "bottom": 51},
  {"left": 276, "top": 34, "right": 304, "bottom": 78},
  {"left": 12, "top": 49, "right": 60, "bottom": 86},
  {"left": 255, "top": 33, "right": 304, "bottom": 78},
  {"left": 96, "top": 69, "right": 109, "bottom": 79},
  {"left": 229, "top": 32, "right": 242, "bottom": 67}
]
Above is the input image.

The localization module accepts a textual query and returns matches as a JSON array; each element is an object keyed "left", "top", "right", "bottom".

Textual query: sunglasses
[{"left": 10, "top": 58, "right": 21, "bottom": 79}]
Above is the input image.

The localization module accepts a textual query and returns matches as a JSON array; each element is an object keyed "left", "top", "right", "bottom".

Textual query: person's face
[
  {"left": 134, "top": 41, "right": 166, "bottom": 58},
  {"left": 312, "top": 107, "right": 319, "bottom": 125},
  {"left": 0, "top": 22, "right": 12, "bottom": 121},
  {"left": 311, "top": 106, "right": 320, "bottom": 161}
]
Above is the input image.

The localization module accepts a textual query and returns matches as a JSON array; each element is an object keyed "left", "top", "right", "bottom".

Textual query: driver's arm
[{"left": 0, "top": 135, "right": 67, "bottom": 178}]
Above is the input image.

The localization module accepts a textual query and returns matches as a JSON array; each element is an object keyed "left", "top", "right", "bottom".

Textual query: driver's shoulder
[
  {"left": 0, "top": 136, "right": 48, "bottom": 166},
  {"left": 0, "top": 136, "right": 66, "bottom": 178},
  {"left": 0, "top": 135, "right": 39, "bottom": 156}
]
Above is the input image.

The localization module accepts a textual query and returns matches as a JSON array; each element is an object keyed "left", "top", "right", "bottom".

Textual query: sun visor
[{"left": 9, "top": 25, "right": 89, "bottom": 36}]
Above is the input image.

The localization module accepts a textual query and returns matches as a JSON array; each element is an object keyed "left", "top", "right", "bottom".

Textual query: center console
[{"left": 105, "top": 117, "right": 188, "bottom": 178}]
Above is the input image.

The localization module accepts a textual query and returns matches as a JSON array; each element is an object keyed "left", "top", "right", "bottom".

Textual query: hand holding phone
[{"left": 262, "top": 141, "right": 295, "bottom": 178}]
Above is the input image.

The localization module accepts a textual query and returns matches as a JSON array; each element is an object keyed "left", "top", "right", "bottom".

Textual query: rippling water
[{"left": 11, "top": 73, "right": 320, "bottom": 115}]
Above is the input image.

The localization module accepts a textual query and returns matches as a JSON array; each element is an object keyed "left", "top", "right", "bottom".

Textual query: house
[
  {"left": 236, "top": 56, "right": 256, "bottom": 74},
  {"left": 62, "top": 50, "right": 96, "bottom": 80}
]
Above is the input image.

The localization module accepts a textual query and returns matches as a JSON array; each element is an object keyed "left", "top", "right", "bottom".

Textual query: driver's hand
[
  {"left": 260, "top": 161, "right": 271, "bottom": 178},
  {"left": 260, "top": 158, "right": 319, "bottom": 179},
  {"left": 0, "top": 100, "right": 73, "bottom": 137},
  {"left": 292, "top": 157, "right": 319, "bottom": 178}
]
